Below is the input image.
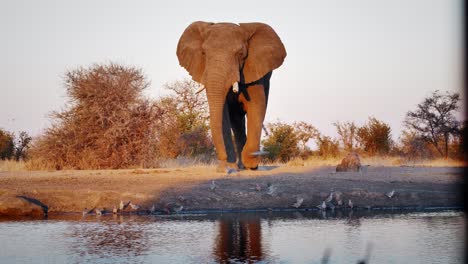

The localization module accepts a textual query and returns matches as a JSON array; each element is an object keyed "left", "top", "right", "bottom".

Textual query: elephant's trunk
[
  {"left": 206, "top": 80, "right": 228, "bottom": 162},
  {"left": 204, "top": 59, "right": 240, "bottom": 164}
]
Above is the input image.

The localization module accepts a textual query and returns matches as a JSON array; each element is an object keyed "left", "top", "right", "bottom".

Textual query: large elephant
[{"left": 177, "top": 21, "right": 286, "bottom": 171}]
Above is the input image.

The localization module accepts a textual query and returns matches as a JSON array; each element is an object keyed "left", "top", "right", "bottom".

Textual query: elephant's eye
[{"left": 238, "top": 49, "right": 246, "bottom": 59}]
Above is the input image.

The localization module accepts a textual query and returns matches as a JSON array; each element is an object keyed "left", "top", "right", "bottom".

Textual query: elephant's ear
[
  {"left": 239, "top": 23, "right": 286, "bottom": 84},
  {"left": 177, "top": 21, "right": 213, "bottom": 84}
]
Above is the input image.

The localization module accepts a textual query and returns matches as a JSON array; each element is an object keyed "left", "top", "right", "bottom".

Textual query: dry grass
[
  {"left": 0, "top": 156, "right": 464, "bottom": 172},
  {"left": 406, "top": 158, "right": 467, "bottom": 167},
  {"left": 0, "top": 160, "right": 27, "bottom": 172},
  {"left": 157, "top": 156, "right": 216, "bottom": 168},
  {"left": 278, "top": 156, "right": 467, "bottom": 168}
]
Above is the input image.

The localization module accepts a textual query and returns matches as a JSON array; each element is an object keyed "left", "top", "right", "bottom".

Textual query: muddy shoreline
[{"left": 0, "top": 165, "right": 464, "bottom": 217}]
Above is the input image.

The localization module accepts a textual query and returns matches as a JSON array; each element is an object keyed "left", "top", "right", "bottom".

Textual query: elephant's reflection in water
[{"left": 214, "top": 216, "right": 264, "bottom": 263}]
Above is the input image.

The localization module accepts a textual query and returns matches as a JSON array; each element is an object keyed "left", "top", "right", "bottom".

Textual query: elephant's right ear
[{"left": 176, "top": 21, "right": 213, "bottom": 84}]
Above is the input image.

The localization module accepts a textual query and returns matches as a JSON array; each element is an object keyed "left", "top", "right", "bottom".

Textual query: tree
[
  {"left": 262, "top": 121, "right": 300, "bottom": 162},
  {"left": 0, "top": 129, "right": 15, "bottom": 160},
  {"left": 293, "top": 121, "right": 320, "bottom": 155},
  {"left": 404, "top": 90, "right": 460, "bottom": 159},
  {"left": 356, "top": 117, "right": 392, "bottom": 155},
  {"left": 154, "top": 79, "right": 213, "bottom": 158},
  {"left": 262, "top": 121, "right": 318, "bottom": 162},
  {"left": 398, "top": 129, "right": 435, "bottom": 160},
  {"left": 30, "top": 63, "right": 162, "bottom": 169},
  {"left": 14, "top": 131, "right": 32, "bottom": 161},
  {"left": 333, "top": 121, "right": 357, "bottom": 151}
]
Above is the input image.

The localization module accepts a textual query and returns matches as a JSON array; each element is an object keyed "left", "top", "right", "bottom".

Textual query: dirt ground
[{"left": 0, "top": 165, "right": 464, "bottom": 217}]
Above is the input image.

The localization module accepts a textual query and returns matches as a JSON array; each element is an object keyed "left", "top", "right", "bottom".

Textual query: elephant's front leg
[
  {"left": 220, "top": 102, "right": 238, "bottom": 172},
  {"left": 239, "top": 84, "right": 266, "bottom": 170}
]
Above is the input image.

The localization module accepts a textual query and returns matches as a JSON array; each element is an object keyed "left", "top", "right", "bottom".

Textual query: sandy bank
[{"left": 0, "top": 165, "right": 464, "bottom": 217}]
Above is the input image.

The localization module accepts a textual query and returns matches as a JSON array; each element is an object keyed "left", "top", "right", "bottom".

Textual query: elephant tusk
[
  {"left": 251, "top": 150, "right": 269, "bottom": 156},
  {"left": 195, "top": 85, "right": 206, "bottom": 94},
  {"left": 232, "top": 82, "right": 239, "bottom": 93}
]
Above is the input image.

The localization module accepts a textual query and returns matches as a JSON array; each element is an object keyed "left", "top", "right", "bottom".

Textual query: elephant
[{"left": 177, "top": 21, "right": 286, "bottom": 171}]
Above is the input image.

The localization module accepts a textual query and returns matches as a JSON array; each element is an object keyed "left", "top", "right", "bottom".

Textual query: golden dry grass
[
  {"left": 283, "top": 156, "right": 467, "bottom": 168},
  {"left": 0, "top": 160, "right": 26, "bottom": 172},
  {"left": 0, "top": 156, "right": 465, "bottom": 172}
]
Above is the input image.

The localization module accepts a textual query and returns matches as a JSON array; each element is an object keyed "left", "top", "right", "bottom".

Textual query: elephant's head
[{"left": 177, "top": 21, "right": 286, "bottom": 165}]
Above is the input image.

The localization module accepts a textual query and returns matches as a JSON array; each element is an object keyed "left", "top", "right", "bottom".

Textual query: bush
[
  {"left": 262, "top": 121, "right": 318, "bottom": 162},
  {"left": 14, "top": 131, "right": 32, "bottom": 161},
  {"left": 333, "top": 121, "right": 357, "bottom": 151},
  {"left": 29, "top": 63, "right": 162, "bottom": 169},
  {"left": 0, "top": 129, "right": 14, "bottom": 160},
  {"left": 398, "top": 129, "right": 437, "bottom": 160},
  {"left": 154, "top": 80, "right": 213, "bottom": 159},
  {"left": 262, "top": 122, "right": 300, "bottom": 162},
  {"left": 316, "top": 135, "right": 340, "bottom": 158},
  {"left": 356, "top": 117, "right": 393, "bottom": 155}
]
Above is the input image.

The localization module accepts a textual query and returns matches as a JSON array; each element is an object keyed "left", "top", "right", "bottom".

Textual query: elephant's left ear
[{"left": 239, "top": 23, "right": 287, "bottom": 84}]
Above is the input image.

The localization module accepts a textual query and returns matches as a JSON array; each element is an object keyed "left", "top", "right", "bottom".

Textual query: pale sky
[{"left": 0, "top": 0, "right": 464, "bottom": 141}]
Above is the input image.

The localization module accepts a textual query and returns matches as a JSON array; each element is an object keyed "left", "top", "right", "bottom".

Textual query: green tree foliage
[
  {"left": 0, "top": 129, "right": 15, "bottom": 160},
  {"left": 356, "top": 117, "right": 392, "bottom": 155},
  {"left": 30, "top": 63, "right": 162, "bottom": 169},
  {"left": 262, "top": 121, "right": 318, "bottom": 162},
  {"left": 404, "top": 90, "right": 460, "bottom": 159},
  {"left": 263, "top": 121, "right": 300, "bottom": 162}
]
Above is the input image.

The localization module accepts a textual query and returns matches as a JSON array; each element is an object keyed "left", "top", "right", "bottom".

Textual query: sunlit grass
[
  {"left": 0, "top": 160, "right": 27, "bottom": 172},
  {"left": 273, "top": 156, "right": 467, "bottom": 168},
  {"left": 0, "top": 155, "right": 465, "bottom": 172}
]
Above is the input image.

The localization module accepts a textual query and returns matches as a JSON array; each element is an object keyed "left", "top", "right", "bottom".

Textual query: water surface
[{"left": 0, "top": 210, "right": 464, "bottom": 263}]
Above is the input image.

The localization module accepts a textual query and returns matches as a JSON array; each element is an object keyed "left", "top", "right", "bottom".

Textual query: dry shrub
[
  {"left": 154, "top": 80, "right": 214, "bottom": 160},
  {"left": 29, "top": 63, "right": 162, "bottom": 169},
  {"left": 316, "top": 135, "right": 340, "bottom": 159},
  {"left": 0, "top": 129, "right": 14, "bottom": 160},
  {"left": 356, "top": 117, "right": 393, "bottom": 155},
  {"left": 262, "top": 121, "right": 318, "bottom": 162}
]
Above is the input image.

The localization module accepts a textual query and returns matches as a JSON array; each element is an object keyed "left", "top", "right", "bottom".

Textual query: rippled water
[{"left": 0, "top": 210, "right": 465, "bottom": 263}]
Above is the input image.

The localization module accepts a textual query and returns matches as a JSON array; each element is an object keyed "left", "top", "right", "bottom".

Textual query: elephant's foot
[
  {"left": 216, "top": 160, "right": 239, "bottom": 173},
  {"left": 242, "top": 151, "right": 261, "bottom": 170}
]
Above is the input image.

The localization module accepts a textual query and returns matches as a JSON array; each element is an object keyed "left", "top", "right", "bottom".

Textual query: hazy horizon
[{"left": 0, "top": 0, "right": 464, "bottom": 141}]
